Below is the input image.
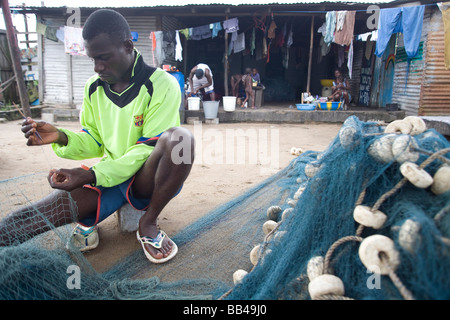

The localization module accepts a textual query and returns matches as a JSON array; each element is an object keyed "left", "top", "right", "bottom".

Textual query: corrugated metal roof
[{"left": 10, "top": 0, "right": 395, "bottom": 8}]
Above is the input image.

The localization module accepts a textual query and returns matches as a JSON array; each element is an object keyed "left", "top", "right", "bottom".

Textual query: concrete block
[
  {"left": 186, "top": 116, "right": 201, "bottom": 125},
  {"left": 41, "top": 112, "right": 56, "bottom": 124},
  {"left": 117, "top": 203, "right": 145, "bottom": 232},
  {"left": 205, "top": 118, "right": 219, "bottom": 124}
]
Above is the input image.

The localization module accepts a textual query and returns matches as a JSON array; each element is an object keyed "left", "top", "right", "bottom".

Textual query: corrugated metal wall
[
  {"left": 419, "top": 6, "right": 450, "bottom": 116},
  {"left": 349, "top": 40, "right": 364, "bottom": 105},
  {"left": 40, "top": 13, "right": 158, "bottom": 108},
  {"left": 391, "top": 7, "right": 431, "bottom": 116},
  {"left": 41, "top": 17, "right": 70, "bottom": 106}
]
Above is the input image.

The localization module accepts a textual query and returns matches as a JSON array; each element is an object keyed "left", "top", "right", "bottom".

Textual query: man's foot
[{"left": 137, "top": 224, "right": 178, "bottom": 263}]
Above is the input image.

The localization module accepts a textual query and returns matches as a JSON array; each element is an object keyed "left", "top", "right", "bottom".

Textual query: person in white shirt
[{"left": 187, "top": 63, "right": 215, "bottom": 101}]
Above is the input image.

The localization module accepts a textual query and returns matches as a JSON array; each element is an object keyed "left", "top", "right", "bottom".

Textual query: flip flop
[{"left": 137, "top": 230, "right": 178, "bottom": 264}]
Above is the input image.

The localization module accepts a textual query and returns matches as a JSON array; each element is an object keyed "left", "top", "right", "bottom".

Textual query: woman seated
[{"left": 328, "top": 68, "right": 351, "bottom": 110}]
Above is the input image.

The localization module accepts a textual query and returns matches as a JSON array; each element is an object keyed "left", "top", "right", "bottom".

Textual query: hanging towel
[
  {"left": 334, "top": 11, "right": 355, "bottom": 46},
  {"left": 210, "top": 22, "right": 222, "bottom": 38},
  {"left": 175, "top": 30, "right": 183, "bottom": 62},
  {"left": 324, "top": 11, "right": 336, "bottom": 45},
  {"left": 64, "top": 26, "right": 86, "bottom": 55},
  {"left": 375, "top": 5, "right": 425, "bottom": 58},
  {"left": 223, "top": 17, "right": 239, "bottom": 33}
]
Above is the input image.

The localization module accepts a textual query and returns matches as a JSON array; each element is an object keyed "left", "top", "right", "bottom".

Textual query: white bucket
[
  {"left": 223, "top": 96, "right": 236, "bottom": 112},
  {"left": 187, "top": 97, "right": 200, "bottom": 110},
  {"left": 203, "top": 101, "right": 219, "bottom": 119}
]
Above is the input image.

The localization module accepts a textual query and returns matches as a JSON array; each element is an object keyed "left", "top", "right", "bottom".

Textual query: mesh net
[{"left": 0, "top": 116, "right": 449, "bottom": 300}]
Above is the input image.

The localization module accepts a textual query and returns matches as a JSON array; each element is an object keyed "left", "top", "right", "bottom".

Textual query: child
[{"left": 241, "top": 68, "right": 256, "bottom": 109}]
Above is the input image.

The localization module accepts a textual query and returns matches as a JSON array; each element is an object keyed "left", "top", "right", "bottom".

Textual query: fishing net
[{"left": 0, "top": 115, "right": 449, "bottom": 300}]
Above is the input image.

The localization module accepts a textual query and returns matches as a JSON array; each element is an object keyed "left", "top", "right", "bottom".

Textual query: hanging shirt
[
  {"left": 223, "top": 18, "right": 239, "bottom": 33},
  {"left": 334, "top": 11, "right": 355, "bottom": 46},
  {"left": 375, "top": 5, "right": 425, "bottom": 58},
  {"left": 210, "top": 22, "right": 222, "bottom": 38},
  {"left": 52, "top": 49, "right": 181, "bottom": 188}
]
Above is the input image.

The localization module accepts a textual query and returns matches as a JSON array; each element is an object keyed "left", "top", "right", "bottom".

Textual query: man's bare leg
[
  {"left": 133, "top": 127, "right": 194, "bottom": 260},
  {"left": 0, "top": 187, "right": 99, "bottom": 246}
]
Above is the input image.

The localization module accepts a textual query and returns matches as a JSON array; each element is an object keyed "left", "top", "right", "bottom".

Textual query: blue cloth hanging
[{"left": 375, "top": 5, "right": 425, "bottom": 58}]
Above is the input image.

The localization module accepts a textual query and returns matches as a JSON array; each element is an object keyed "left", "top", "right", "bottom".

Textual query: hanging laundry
[
  {"left": 286, "top": 23, "right": 293, "bottom": 48},
  {"left": 55, "top": 27, "right": 64, "bottom": 42},
  {"left": 347, "top": 40, "right": 354, "bottom": 79},
  {"left": 317, "top": 21, "right": 327, "bottom": 37},
  {"left": 150, "top": 32, "right": 156, "bottom": 65},
  {"left": 337, "top": 45, "right": 345, "bottom": 67},
  {"left": 250, "top": 27, "right": 256, "bottom": 55},
  {"left": 375, "top": 5, "right": 425, "bottom": 58},
  {"left": 223, "top": 17, "right": 239, "bottom": 33},
  {"left": 267, "top": 20, "right": 277, "bottom": 39},
  {"left": 324, "top": 11, "right": 336, "bottom": 45},
  {"left": 175, "top": 30, "right": 183, "bottom": 62},
  {"left": 438, "top": 3, "right": 450, "bottom": 69},
  {"left": 191, "top": 25, "right": 211, "bottom": 40},
  {"left": 131, "top": 32, "right": 138, "bottom": 42},
  {"left": 153, "top": 31, "right": 164, "bottom": 66},
  {"left": 233, "top": 32, "right": 245, "bottom": 53},
  {"left": 45, "top": 26, "right": 59, "bottom": 42},
  {"left": 334, "top": 11, "right": 355, "bottom": 46},
  {"left": 162, "top": 31, "right": 176, "bottom": 61},
  {"left": 64, "top": 26, "right": 86, "bottom": 55},
  {"left": 336, "top": 11, "right": 347, "bottom": 31},
  {"left": 36, "top": 22, "right": 47, "bottom": 36},
  {"left": 320, "top": 35, "right": 331, "bottom": 57},
  {"left": 179, "top": 28, "right": 189, "bottom": 40},
  {"left": 210, "top": 22, "right": 222, "bottom": 38}
]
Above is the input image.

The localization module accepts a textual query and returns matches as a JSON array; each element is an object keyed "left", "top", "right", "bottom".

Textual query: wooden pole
[
  {"left": 306, "top": 15, "right": 315, "bottom": 94},
  {"left": 224, "top": 15, "right": 229, "bottom": 97},
  {"left": 1, "top": 0, "right": 31, "bottom": 117}
]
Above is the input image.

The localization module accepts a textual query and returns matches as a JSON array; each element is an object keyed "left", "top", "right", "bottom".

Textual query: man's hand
[
  {"left": 47, "top": 167, "right": 96, "bottom": 191},
  {"left": 21, "top": 117, "right": 66, "bottom": 146}
]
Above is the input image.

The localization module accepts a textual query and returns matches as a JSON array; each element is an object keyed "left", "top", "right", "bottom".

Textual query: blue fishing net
[{"left": 0, "top": 116, "right": 449, "bottom": 300}]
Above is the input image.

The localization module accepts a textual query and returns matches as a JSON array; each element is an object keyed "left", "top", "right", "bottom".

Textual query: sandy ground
[{"left": 0, "top": 118, "right": 341, "bottom": 272}]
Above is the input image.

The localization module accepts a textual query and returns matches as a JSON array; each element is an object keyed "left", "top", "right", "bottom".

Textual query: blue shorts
[{"left": 78, "top": 176, "right": 182, "bottom": 227}]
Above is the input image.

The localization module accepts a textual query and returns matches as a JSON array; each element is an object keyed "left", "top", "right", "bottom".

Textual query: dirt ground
[{"left": 0, "top": 118, "right": 341, "bottom": 272}]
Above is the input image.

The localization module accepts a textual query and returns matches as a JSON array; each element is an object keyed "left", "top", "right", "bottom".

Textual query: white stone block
[{"left": 117, "top": 203, "right": 145, "bottom": 232}]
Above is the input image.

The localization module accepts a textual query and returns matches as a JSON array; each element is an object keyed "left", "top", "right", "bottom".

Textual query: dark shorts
[{"left": 78, "top": 176, "right": 182, "bottom": 227}]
